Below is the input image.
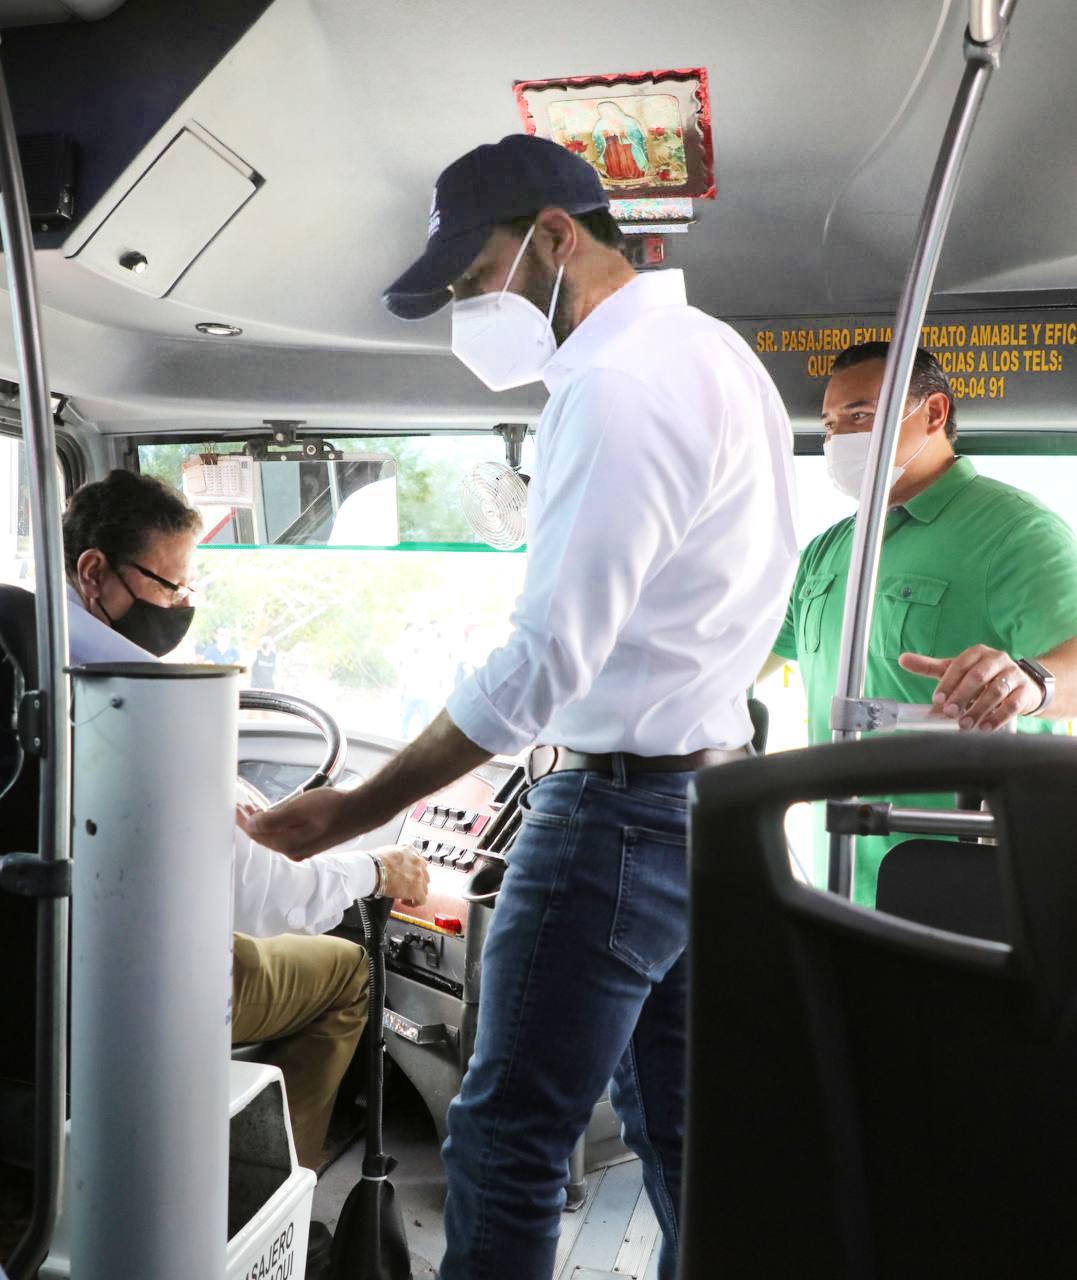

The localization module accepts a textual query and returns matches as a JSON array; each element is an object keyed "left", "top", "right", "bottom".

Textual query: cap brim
[{"left": 382, "top": 224, "right": 493, "bottom": 320}]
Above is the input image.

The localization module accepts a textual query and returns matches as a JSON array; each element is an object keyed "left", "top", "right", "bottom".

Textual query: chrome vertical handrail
[
  {"left": 969, "top": 0, "right": 1001, "bottom": 43},
  {"left": 0, "top": 38, "right": 72, "bottom": 1280},
  {"left": 827, "top": 0, "right": 1017, "bottom": 897}
]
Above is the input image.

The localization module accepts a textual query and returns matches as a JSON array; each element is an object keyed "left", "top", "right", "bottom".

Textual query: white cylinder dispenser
[{"left": 69, "top": 662, "right": 238, "bottom": 1280}]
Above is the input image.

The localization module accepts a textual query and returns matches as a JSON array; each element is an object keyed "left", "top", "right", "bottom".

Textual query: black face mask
[{"left": 100, "top": 568, "right": 194, "bottom": 657}]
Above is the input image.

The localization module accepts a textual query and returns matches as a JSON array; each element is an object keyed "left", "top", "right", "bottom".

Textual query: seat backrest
[
  {"left": 746, "top": 694, "right": 769, "bottom": 755},
  {"left": 876, "top": 837, "right": 1008, "bottom": 942},
  {"left": 683, "top": 734, "right": 1077, "bottom": 1280},
  {"left": 0, "top": 586, "right": 42, "bottom": 1099}
]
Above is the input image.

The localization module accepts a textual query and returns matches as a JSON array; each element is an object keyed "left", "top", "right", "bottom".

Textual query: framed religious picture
[{"left": 513, "top": 68, "right": 716, "bottom": 201}]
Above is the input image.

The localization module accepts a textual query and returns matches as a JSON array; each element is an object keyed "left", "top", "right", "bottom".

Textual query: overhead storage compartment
[{"left": 71, "top": 125, "right": 260, "bottom": 298}]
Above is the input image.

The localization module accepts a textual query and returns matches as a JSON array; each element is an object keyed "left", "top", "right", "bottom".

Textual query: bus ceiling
[{"left": 0, "top": 0, "right": 1076, "bottom": 433}]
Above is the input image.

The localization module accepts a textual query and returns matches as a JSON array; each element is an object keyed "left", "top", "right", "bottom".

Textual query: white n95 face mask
[
  {"left": 824, "top": 400, "right": 927, "bottom": 499},
  {"left": 451, "top": 224, "right": 564, "bottom": 392}
]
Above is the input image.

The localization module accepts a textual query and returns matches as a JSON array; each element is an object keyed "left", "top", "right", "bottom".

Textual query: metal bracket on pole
[
  {"left": 495, "top": 423, "right": 528, "bottom": 472},
  {"left": 965, "top": 7, "right": 1009, "bottom": 67},
  {"left": 967, "top": 0, "right": 1003, "bottom": 52},
  {"left": 18, "top": 688, "right": 47, "bottom": 757},
  {"left": 830, "top": 697, "right": 962, "bottom": 735},
  {"left": 830, "top": 697, "right": 903, "bottom": 734},
  {"left": 0, "top": 852, "right": 72, "bottom": 900},
  {"left": 827, "top": 799, "right": 996, "bottom": 840}
]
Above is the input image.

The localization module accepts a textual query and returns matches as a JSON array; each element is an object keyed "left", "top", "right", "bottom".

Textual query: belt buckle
[{"left": 526, "top": 744, "right": 557, "bottom": 785}]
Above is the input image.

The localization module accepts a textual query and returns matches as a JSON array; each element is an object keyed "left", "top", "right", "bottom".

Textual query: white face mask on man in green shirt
[{"left": 823, "top": 399, "right": 928, "bottom": 499}]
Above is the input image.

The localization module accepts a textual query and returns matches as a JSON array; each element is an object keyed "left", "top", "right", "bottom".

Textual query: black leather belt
[{"left": 526, "top": 744, "right": 750, "bottom": 784}]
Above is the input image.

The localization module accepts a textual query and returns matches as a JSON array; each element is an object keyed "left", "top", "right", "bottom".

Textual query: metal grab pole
[
  {"left": 969, "top": 0, "right": 1001, "bottom": 43},
  {"left": 827, "top": 0, "right": 1016, "bottom": 897},
  {"left": 0, "top": 38, "right": 72, "bottom": 1280}
]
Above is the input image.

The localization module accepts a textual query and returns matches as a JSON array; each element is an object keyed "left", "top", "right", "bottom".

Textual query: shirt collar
[
  {"left": 903, "top": 455, "right": 977, "bottom": 524},
  {"left": 542, "top": 269, "right": 688, "bottom": 394}
]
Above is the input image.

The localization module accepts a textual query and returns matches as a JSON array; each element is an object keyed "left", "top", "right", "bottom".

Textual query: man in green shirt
[{"left": 770, "top": 341, "right": 1077, "bottom": 905}]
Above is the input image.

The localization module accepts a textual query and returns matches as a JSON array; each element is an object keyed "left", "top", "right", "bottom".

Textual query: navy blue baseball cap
[{"left": 383, "top": 134, "right": 609, "bottom": 320}]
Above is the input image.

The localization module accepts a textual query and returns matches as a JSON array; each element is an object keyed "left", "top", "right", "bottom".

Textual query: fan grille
[{"left": 460, "top": 461, "right": 528, "bottom": 550}]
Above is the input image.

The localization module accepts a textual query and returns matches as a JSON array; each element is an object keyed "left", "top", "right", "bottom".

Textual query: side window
[
  {"left": 0, "top": 435, "right": 72, "bottom": 588},
  {"left": 0, "top": 435, "right": 32, "bottom": 586},
  {"left": 794, "top": 453, "right": 856, "bottom": 546},
  {"left": 971, "top": 454, "right": 1077, "bottom": 535}
]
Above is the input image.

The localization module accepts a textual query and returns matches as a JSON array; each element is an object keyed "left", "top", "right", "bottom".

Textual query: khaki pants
[{"left": 232, "top": 932, "right": 370, "bottom": 1169}]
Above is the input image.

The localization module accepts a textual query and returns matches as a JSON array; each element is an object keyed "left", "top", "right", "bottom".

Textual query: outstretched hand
[
  {"left": 236, "top": 787, "right": 362, "bottom": 860},
  {"left": 899, "top": 644, "right": 1040, "bottom": 731}
]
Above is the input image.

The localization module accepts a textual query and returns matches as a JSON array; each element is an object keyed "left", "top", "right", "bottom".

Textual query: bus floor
[{"left": 312, "top": 1077, "right": 663, "bottom": 1280}]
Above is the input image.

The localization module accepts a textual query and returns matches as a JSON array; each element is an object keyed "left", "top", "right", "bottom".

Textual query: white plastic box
[{"left": 42, "top": 1060, "right": 315, "bottom": 1279}]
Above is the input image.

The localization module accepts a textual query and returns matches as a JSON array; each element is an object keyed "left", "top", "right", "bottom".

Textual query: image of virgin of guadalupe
[{"left": 591, "top": 100, "right": 650, "bottom": 184}]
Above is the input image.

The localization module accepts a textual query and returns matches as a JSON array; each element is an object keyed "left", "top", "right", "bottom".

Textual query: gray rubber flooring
[{"left": 312, "top": 1097, "right": 661, "bottom": 1280}]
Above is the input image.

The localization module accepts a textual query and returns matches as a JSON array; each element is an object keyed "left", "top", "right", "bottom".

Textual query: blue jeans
[{"left": 439, "top": 762, "right": 693, "bottom": 1280}]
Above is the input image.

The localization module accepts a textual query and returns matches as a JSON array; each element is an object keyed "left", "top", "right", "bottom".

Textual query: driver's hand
[
  {"left": 374, "top": 844, "right": 430, "bottom": 908},
  {"left": 237, "top": 788, "right": 358, "bottom": 860}
]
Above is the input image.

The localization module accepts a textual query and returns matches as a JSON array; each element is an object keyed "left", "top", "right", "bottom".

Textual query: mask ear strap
[
  {"left": 499, "top": 224, "right": 537, "bottom": 301},
  {"left": 546, "top": 265, "right": 565, "bottom": 328}
]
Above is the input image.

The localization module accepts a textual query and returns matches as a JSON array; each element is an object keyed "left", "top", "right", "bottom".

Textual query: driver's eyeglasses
[{"left": 123, "top": 561, "right": 196, "bottom": 606}]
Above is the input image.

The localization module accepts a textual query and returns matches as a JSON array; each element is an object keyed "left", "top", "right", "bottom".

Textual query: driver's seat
[{"left": 0, "top": 584, "right": 45, "bottom": 1168}]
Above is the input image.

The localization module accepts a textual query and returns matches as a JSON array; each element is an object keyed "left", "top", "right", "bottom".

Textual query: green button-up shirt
[{"left": 774, "top": 456, "right": 1077, "bottom": 905}]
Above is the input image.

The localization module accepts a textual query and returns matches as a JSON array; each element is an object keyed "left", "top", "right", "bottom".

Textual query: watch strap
[{"left": 1017, "top": 657, "right": 1055, "bottom": 714}]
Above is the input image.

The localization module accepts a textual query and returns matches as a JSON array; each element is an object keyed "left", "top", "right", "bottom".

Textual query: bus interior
[{"left": 2, "top": 0, "right": 1076, "bottom": 1276}]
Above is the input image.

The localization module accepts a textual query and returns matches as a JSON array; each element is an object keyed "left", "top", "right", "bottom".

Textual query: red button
[
  {"left": 470, "top": 814, "right": 490, "bottom": 836},
  {"left": 410, "top": 803, "right": 427, "bottom": 822},
  {"left": 433, "top": 914, "right": 463, "bottom": 935}
]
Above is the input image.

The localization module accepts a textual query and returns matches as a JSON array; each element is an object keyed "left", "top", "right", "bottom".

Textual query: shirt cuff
[
  {"left": 446, "top": 676, "right": 535, "bottom": 757},
  {"left": 316, "top": 847, "right": 378, "bottom": 903}
]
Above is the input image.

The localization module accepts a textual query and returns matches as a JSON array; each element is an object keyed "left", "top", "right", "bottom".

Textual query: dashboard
[{"left": 237, "top": 726, "right": 525, "bottom": 993}]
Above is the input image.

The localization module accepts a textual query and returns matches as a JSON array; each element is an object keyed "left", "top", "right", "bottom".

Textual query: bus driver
[{"left": 62, "top": 468, "right": 429, "bottom": 1171}]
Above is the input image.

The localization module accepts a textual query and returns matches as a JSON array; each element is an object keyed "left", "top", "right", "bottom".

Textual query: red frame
[{"left": 513, "top": 67, "right": 715, "bottom": 201}]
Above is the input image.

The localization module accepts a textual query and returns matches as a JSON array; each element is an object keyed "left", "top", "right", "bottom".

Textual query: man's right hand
[
  {"left": 374, "top": 844, "right": 430, "bottom": 907},
  {"left": 237, "top": 787, "right": 362, "bottom": 859}
]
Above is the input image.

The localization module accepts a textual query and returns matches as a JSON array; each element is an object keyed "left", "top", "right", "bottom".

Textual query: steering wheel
[{"left": 237, "top": 689, "right": 348, "bottom": 811}]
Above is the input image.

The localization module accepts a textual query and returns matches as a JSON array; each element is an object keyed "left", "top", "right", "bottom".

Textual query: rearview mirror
[{"left": 181, "top": 452, "right": 399, "bottom": 547}]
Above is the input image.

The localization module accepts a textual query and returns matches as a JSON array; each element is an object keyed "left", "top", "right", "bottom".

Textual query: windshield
[{"left": 138, "top": 433, "right": 531, "bottom": 742}]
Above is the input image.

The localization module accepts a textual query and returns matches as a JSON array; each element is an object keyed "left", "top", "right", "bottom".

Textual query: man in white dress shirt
[
  {"left": 243, "top": 135, "right": 798, "bottom": 1278},
  {"left": 62, "top": 469, "right": 428, "bottom": 1168}
]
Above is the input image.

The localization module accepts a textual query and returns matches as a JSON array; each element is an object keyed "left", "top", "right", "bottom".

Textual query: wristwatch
[
  {"left": 368, "top": 854, "right": 390, "bottom": 899},
  {"left": 1017, "top": 657, "right": 1055, "bottom": 715}
]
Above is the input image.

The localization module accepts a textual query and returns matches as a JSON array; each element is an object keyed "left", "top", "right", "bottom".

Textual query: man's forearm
[{"left": 343, "top": 709, "right": 493, "bottom": 832}]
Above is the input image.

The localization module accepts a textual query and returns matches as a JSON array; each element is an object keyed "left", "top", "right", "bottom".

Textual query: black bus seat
[
  {"left": 0, "top": 584, "right": 44, "bottom": 1169},
  {"left": 683, "top": 733, "right": 1077, "bottom": 1280},
  {"left": 876, "top": 836, "right": 1008, "bottom": 943},
  {"left": 747, "top": 695, "right": 768, "bottom": 755}
]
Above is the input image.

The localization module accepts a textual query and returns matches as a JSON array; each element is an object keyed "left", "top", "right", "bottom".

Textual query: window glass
[
  {"left": 0, "top": 435, "right": 33, "bottom": 586},
  {"left": 971, "top": 453, "right": 1077, "bottom": 535},
  {"left": 138, "top": 434, "right": 535, "bottom": 546},
  {"left": 169, "top": 547, "right": 526, "bottom": 742},
  {"left": 137, "top": 434, "right": 533, "bottom": 742}
]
